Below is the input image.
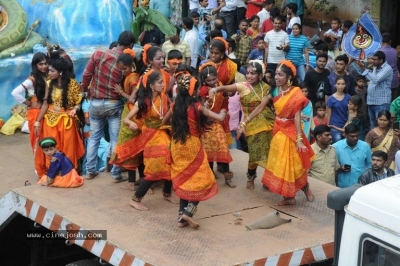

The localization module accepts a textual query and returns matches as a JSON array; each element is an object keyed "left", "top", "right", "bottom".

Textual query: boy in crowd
[
  {"left": 324, "top": 18, "right": 343, "bottom": 58},
  {"left": 227, "top": 38, "right": 237, "bottom": 59},
  {"left": 313, "top": 101, "right": 328, "bottom": 127},
  {"left": 247, "top": 37, "right": 265, "bottom": 62}
]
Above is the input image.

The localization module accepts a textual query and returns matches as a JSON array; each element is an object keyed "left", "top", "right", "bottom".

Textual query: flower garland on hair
[
  {"left": 142, "top": 44, "right": 152, "bottom": 65},
  {"left": 198, "top": 61, "right": 218, "bottom": 75},
  {"left": 211, "top": 37, "right": 228, "bottom": 52},
  {"left": 248, "top": 60, "right": 266, "bottom": 76},
  {"left": 123, "top": 48, "right": 136, "bottom": 58},
  {"left": 278, "top": 59, "right": 297, "bottom": 78},
  {"left": 178, "top": 75, "right": 197, "bottom": 96},
  {"left": 141, "top": 69, "right": 154, "bottom": 87}
]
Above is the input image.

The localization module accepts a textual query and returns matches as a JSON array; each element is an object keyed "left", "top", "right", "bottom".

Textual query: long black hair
[
  {"left": 47, "top": 51, "right": 74, "bottom": 109},
  {"left": 136, "top": 71, "right": 162, "bottom": 119},
  {"left": 172, "top": 76, "right": 209, "bottom": 144},
  {"left": 31, "top": 52, "right": 48, "bottom": 102}
]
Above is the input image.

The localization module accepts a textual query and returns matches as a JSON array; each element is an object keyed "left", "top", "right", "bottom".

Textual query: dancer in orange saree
[
  {"left": 163, "top": 76, "right": 225, "bottom": 229},
  {"left": 11, "top": 52, "right": 48, "bottom": 176},
  {"left": 124, "top": 70, "right": 177, "bottom": 211},
  {"left": 198, "top": 62, "right": 235, "bottom": 188},
  {"left": 262, "top": 60, "right": 315, "bottom": 206},
  {"left": 34, "top": 53, "right": 85, "bottom": 175},
  {"left": 109, "top": 49, "right": 144, "bottom": 190}
]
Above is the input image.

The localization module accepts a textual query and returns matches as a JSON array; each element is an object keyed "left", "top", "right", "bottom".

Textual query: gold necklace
[
  {"left": 279, "top": 86, "right": 291, "bottom": 97},
  {"left": 151, "top": 95, "right": 163, "bottom": 119},
  {"left": 250, "top": 83, "right": 263, "bottom": 100}
]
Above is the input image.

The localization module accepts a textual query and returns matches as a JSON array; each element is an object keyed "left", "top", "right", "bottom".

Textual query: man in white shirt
[
  {"left": 257, "top": 0, "right": 275, "bottom": 28},
  {"left": 264, "top": 16, "right": 289, "bottom": 72},
  {"left": 183, "top": 17, "right": 199, "bottom": 68},
  {"left": 286, "top": 2, "right": 301, "bottom": 34},
  {"left": 219, "top": 0, "right": 237, "bottom": 38}
]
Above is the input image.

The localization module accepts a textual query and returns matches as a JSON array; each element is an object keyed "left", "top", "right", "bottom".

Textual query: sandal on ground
[
  {"left": 246, "top": 173, "right": 257, "bottom": 190},
  {"left": 223, "top": 171, "right": 236, "bottom": 188}
]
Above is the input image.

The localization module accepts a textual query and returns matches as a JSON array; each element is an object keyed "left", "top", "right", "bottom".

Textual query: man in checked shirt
[{"left": 81, "top": 31, "right": 135, "bottom": 182}]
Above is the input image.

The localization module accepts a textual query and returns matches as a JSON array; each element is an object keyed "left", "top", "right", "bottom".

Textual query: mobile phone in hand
[
  {"left": 344, "top": 164, "right": 351, "bottom": 170},
  {"left": 394, "top": 122, "right": 400, "bottom": 130}
]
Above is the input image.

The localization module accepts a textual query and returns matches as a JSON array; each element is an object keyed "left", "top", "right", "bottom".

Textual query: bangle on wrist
[
  {"left": 212, "top": 88, "right": 217, "bottom": 94},
  {"left": 34, "top": 121, "right": 40, "bottom": 127}
]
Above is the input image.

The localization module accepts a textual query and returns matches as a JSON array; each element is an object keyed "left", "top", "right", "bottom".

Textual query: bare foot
[
  {"left": 121, "top": 182, "right": 136, "bottom": 191},
  {"left": 305, "top": 188, "right": 315, "bottom": 202},
  {"left": 164, "top": 195, "right": 179, "bottom": 204},
  {"left": 246, "top": 179, "right": 255, "bottom": 190},
  {"left": 182, "top": 214, "right": 200, "bottom": 229},
  {"left": 147, "top": 187, "right": 154, "bottom": 194},
  {"left": 129, "top": 199, "right": 149, "bottom": 211},
  {"left": 276, "top": 198, "right": 296, "bottom": 206},
  {"left": 178, "top": 221, "right": 189, "bottom": 228},
  {"left": 225, "top": 179, "right": 237, "bottom": 188}
]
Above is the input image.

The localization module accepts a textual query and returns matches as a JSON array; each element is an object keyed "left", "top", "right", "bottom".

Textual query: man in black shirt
[{"left": 304, "top": 53, "right": 330, "bottom": 110}]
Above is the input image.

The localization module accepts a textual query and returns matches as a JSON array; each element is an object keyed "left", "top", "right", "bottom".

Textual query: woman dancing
[
  {"left": 208, "top": 60, "right": 275, "bottom": 190},
  {"left": 163, "top": 76, "right": 226, "bottom": 228}
]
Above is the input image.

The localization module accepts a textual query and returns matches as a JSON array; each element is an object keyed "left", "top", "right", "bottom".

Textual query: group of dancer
[{"left": 13, "top": 35, "right": 316, "bottom": 229}]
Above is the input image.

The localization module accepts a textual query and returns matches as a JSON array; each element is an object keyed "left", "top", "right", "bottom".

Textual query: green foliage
[
  {"left": 131, "top": 6, "right": 176, "bottom": 42},
  {"left": 305, "top": 0, "right": 338, "bottom": 17}
]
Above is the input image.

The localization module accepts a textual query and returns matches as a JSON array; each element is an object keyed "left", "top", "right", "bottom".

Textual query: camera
[{"left": 203, "top": 12, "right": 210, "bottom": 20}]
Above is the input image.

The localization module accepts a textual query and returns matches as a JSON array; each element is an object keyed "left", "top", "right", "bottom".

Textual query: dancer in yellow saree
[{"left": 262, "top": 60, "right": 315, "bottom": 206}]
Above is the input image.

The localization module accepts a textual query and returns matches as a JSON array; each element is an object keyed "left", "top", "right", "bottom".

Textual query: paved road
[{"left": 0, "top": 131, "right": 36, "bottom": 197}]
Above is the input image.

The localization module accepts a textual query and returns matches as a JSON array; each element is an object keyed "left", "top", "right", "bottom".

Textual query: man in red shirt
[
  {"left": 261, "top": 6, "right": 285, "bottom": 33},
  {"left": 81, "top": 31, "right": 135, "bottom": 182}
]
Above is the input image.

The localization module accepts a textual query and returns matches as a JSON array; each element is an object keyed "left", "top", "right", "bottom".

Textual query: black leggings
[
  {"left": 179, "top": 199, "right": 199, "bottom": 212},
  {"left": 135, "top": 179, "right": 172, "bottom": 198},
  {"left": 127, "top": 164, "right": 145, "bottom": 183},
  {"left": 209, "top": 162, "right": 229, "bottom": 173}
]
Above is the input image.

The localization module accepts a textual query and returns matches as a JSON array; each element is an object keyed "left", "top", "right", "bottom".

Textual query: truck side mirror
[{"left": 327, "top": 184, "right": 362, "bottom": 266}]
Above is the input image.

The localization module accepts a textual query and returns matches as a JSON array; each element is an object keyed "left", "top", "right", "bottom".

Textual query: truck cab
[{"left": 328, "top": 176, "right": 400, "bottom": 265}]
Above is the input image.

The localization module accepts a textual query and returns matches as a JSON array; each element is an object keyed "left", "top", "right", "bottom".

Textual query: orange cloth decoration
[
  {"left": 141, "top": 69, "right": 154, "bottom": 87},
  {"left": 142, "top": 44, "right": 152, "bottom": 65},
  {"left": 212, "top": 37, "right": 228, "bottom": 51},
  {"left": 123, "top": 48, "right": 136, "bottom": 58},
  {"left": 278, "top": 59, "right": 297, "bottom": 78}
]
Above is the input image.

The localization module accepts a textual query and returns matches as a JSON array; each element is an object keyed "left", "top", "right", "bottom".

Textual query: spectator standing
[
  {"left": 360, "top": 51, "right": 393, "bottom": 128},
  {"left": 263, "top": 16, "right": 289, "bottom": 72},
  {"left": 81, "top": 31, "right": 135, "bottom": 181},
  {"left": 188, "top": 0, "right": 199, "bottom": 12},
  {"left": 288, "top": 0, "right": 304, "bottom": 23},
  {"left": 304, "top": 53, "right": 330, "bottom": 107},
  {"left": 358, "top": 151, "right": 395, "bottom": 185},
  {"left": 138, "top": 26, "right": 165, "bottom": 47},
  {"left": 261, "top": 7, "right": 285, "bottom": 34},
  {"left": 219, "top": 0, "right": 237, "bottom": 38},
  {"left": 285, "top": 23, "right": 309, "bottom": 82},
  {"left": 339, "top": 20, "right": 353, "bottom": 54},
  {"left": 324, "top": 18, "right": 343, "bottom": 58},
  {"left": 247, "top": 37, "right": 265, "bottom": 62},
  {"left": 380, "top": 33, "right": 399, "bottom": 101},
  {"left": 162, "top": 27, "right": 192, "bottom": 65},
  {"left": 324, "top": 54, "right": 355, "bottom": 101},
  {"left": 285, "top": 2, "right": 301, "bottom": 35},
  {"left": 245, "top": 0, "right": 264, "bottom": 19},
  {"left": 236, "top": 0, "right": 248, "bottom": 27},
  {"left": 310, "top": 125, "right": 339, "bottom": 186},
  {"left": 333, "top": 124, "right": 371, "bottom": 188},
  {"left": 257, "top": 0, "right": 275, "bottom": 28},
  {"left": 183, "top": 17, "right": 199, "bottom": 68},
  {"left": 232, "top": 20, "right": 253, "bottom": 66}
]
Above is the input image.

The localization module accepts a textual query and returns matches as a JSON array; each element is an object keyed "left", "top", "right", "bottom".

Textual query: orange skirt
[
  {"left": 110, "top": 104, "right": 143, "bottom": 170},
  {"left": 200, "top": 122, "right": 232, "bottom": 163},
  {"left": 42, "top": 114, "right": 85, "bottom": 170},
  {"left": 171, "top": 135, "right": 218, "bottom": 201},
  {"left": 37, "top": 169, "right": 84, "bottom": 188},
  {"left": 26, "top": 108, "right": 47, "bottom": 177},
  {"left": 142, "top": 126, "right": 171, "bottom": 181},
  {"left": 262, "top": 131, "right": 315, "bottom": 198}
]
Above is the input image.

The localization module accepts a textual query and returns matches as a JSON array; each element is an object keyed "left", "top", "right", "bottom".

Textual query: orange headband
[
  {"left": 141, "top": 69, "right": 154, "bottom": 87},
  {"left": 142, "top": 44, "right": 152, "bottom": 65},
  {"left": 167, "top": 59, "right": 183, "bottom": 64},
  {"left": 188, "top": 76, "right": 197, "bottom": 96},
  {"left": 278, "top": 59, "right": 297, "bottom": 78},
  {"left": 174, "top": 70, "right": 189, "bottom": 78},
  {"left": 199, "top": 61, "right": 218, "bottom": 74},
  {"left": 211, "top": 37, "right": 228, "bottom": 51},
  {"left": 123, "top": 48, "right": 136, "bottom": 58}
]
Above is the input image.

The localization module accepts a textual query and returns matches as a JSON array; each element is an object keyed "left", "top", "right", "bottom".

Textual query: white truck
[{"left": 327, "top": 176, "right": 400, "bottom": 266}]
